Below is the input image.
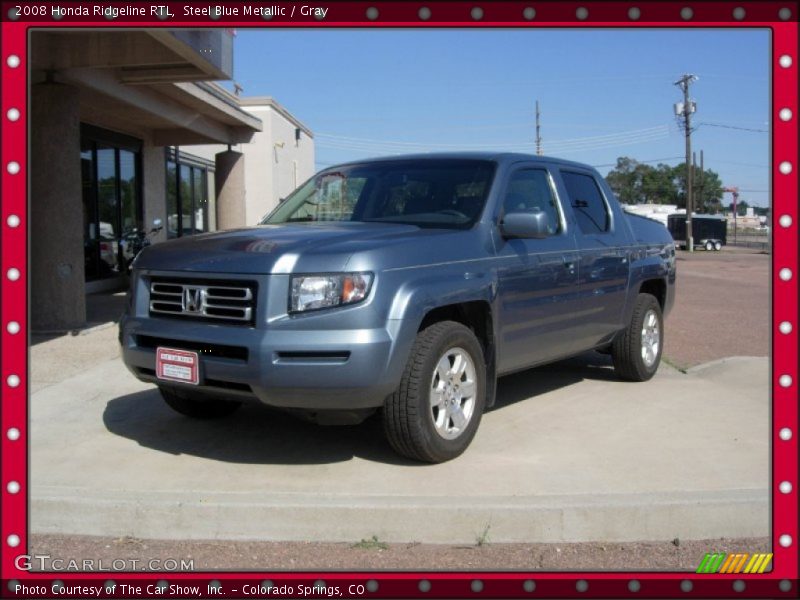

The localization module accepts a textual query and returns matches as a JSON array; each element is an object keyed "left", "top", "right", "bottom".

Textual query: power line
[
  {"left": 315, "top": 124, "right": 669, "bottom": 150},
  {"left": 711, "top": 159, "right": 769, "bottom": 169},
  {"left": 315, "top": 125, "right": 671, "bottom": 156},
  {"left": 696, "top": 122, "right": 769, "bottom": 133},
  {"left": 592, "top": 156, "right": 684, "bottom": 168},
  {"left": 316, "top": 135, "right": 669, "bottom": 157}
]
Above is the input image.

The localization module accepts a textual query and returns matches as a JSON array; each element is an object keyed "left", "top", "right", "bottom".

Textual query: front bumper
[
  {"left": 119, "top": 269, "right": 412, "bottom": 410},
  {"left": 120, "top": 315, "right": 403, "bottom": 409}
]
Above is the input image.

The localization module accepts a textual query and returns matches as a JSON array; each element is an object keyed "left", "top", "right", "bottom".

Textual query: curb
[
  {"left": 31, "top": 488, "right": 768, "bottom": 544},
  {"left": 685, "top": 355, "right": 768, "bottom": 375}
]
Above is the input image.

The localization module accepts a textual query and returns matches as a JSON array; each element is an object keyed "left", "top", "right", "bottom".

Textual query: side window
[
  {"left": 502, "top": 169, "right": 561, "bottom": 235},
  {"left": 561, "top": 171, "right": 610, "bottom": 234}
]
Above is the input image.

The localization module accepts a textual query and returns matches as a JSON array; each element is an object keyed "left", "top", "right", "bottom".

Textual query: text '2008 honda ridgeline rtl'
[{"left": 120, "top": 153, "right": 676, "bottom": 463}]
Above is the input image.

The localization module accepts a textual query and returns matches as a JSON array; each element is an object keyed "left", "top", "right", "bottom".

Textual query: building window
[
  {"left": 80, "top": 125, "right": 142, "bottom": 282},
  {"left": 166, "top": 148, "right": 213, "bottom": 238}
]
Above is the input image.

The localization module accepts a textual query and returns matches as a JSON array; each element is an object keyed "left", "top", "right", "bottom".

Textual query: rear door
[
  {"left": 556, "top": 169, "right": 631, "bottom": 347},
  {"left": 493, "top": 164, "right": 584, "bottom": 373}
]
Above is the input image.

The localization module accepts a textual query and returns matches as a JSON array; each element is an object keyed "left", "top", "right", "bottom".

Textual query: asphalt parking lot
[{"left": 28, "top": 248, "right": 771, "bottom": 567}]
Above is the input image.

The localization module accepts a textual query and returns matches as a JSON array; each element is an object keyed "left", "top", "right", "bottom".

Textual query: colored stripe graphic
[
  {"left": 720, "top": 553, "right": 741, "bottom": 573},
  {"left": 733, "top": 553, "right": 749, "bottom": 573},
  {"left": 756, "top": 553, "right": 773, "bottom": 573},
  {"left": 696, "top": 553, "right": 713, "bottom": 573},
  {"left": 719, "top": 554, "right": 736, "bottom": 573},
  {"left": 696, "top": 552, "right": 773, "bottom": 573},
  {"left": 697, "top": 553, "right": 726, "bottom": 573},
  {"left": 727, "top": 554, "right": 743, "bottom": 572},
  {"left": 744, "top": 554, "right": 760, "bottom": 573},
  {"left": 709, "top": 553, "right": 726, "bottom": 573},
  {"left": 720, "top": 554, "right": 736, "bottom": 573}
]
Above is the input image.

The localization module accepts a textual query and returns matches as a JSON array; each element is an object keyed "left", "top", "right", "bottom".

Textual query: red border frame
[{"left": 1, "top": 2, "right": 797, "bottom": 598}]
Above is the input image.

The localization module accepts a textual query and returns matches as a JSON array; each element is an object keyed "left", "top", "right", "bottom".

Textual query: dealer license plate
[{"left": 155, "top": 347, "right": 199, "bottom": 385}]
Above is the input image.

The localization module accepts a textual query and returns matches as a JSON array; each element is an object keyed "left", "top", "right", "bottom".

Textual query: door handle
[{"left": 563, "top": 257, "right": 576, "bottom": 272}]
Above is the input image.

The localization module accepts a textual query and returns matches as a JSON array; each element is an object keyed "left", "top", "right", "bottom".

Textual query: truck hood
[{"left": 134, "top": 222, "right": 447, "bottom": 274}]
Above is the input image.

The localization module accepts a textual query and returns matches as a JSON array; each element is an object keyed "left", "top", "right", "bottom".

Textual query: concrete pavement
[{"left": 30, "top": 330, "right": 769, "bottom": 544}]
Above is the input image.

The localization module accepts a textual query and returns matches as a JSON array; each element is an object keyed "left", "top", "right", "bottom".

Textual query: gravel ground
[
  {"left": 27, "top": 247, "right": 771, "bottom": 571},
  {"left": 663, "top": 246, "right": 769, "bottom": 369},
  {"left": 29, "top": 534, "right": 770, "bottom": 572}
]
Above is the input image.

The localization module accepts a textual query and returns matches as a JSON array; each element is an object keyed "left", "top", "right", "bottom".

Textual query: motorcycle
[{"left": 123, "top": 218, "right": 163, "bottom": 273}]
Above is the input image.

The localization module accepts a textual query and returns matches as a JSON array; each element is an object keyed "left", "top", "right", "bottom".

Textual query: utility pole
[
  {"left": 535, "top": 100, "right": 542, "bottom": 156},
  {"left": 674, "top": 74, "right": 698, "bottom": 251},
  {"left": 693, "top": 151, "right": 705, "bottom": 212},
  {"left": 699, "top": 149, "right": 704, "bottom": 210}
]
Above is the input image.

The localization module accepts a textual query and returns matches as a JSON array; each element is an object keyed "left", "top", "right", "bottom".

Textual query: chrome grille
[{"left": 149, "top": 280, "right": 255, "bottom": 323}]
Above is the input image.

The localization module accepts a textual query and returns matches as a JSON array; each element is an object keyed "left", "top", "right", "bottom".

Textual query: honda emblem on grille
[{"left": 182, "top": 286, "right": 204, "bottom": 313}]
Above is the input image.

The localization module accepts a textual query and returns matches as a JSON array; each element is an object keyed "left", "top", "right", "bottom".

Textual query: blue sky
[{"left": 229, "top": 28, "right": 771, "bottom": 207}]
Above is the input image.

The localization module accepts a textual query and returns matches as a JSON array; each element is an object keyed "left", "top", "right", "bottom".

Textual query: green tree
[
  {"left": 606, "top": 156, "right": 724, "bottom": 213},
  {"left": 641, "top": 163, "right": 679, "bottom": 205},
  {"left": 605, "top": 157, "right": 642, "bottom": 204},
  {"left": 671, "top": 163, "right": 724, "bottom": 213},
  {"left": 730, "top": 200, "right": 750, "bottom": 216}
]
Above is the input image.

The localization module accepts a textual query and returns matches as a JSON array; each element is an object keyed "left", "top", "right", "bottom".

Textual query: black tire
[
  {"left": 611, "top": 293, "right": 663, "bottom": 382},
  {"left": 383, "top": 321, "right": 486, "bottom": 463},
  {"left": 159, "top": 386, "right": 242, "bottom": 419}
]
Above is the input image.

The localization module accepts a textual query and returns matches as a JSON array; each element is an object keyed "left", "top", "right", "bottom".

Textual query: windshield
[{"left": 262, "top": 159, "right": 496, "bottom": 229}]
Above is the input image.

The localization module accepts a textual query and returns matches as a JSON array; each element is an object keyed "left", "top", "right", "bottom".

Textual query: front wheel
[
  {"left": 714, "top": 241, "right": 723, "bottom": 251},
  {"left": 159, "top": 386, "right": 242, "bottom": 419},
  {"left": 383, "top": 321, "right": 486, "bottom": 463},
  {"left": 705, "top": 241, "right": 714, "bottom": 251},
  {"left": 611, "top": 293, "right": 664, "bottom": 382}
]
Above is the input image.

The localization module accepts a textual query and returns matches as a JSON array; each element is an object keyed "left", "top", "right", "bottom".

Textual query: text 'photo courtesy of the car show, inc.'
[{"left": 0, "top": 2, "right": 798, "bottom": 600}]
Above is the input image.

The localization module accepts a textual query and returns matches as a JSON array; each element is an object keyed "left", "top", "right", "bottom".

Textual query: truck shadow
[
  {"left": 102, "top": 352, "right": 616, "bottom": 466},
  {"left": 492, "top": 351, "right": 618, "bottom": 410}
]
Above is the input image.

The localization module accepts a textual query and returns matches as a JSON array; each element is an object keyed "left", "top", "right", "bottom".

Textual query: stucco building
[
  {"left": 29, "top": 30, "right": 314, "bottom": 331},
  {"left": 186, "top": 96, "right": 315, "bottom": 225}
]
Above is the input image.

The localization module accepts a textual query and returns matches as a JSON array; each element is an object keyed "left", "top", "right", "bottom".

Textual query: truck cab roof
[{"left": 326, "top": 152, "right": 599, "bottom": 172}]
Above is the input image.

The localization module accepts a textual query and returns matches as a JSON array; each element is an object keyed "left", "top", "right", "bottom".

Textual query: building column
[
  {"left": 214, "top": 150, "right": 246, "bottom": 230},
  {"left": 142, "top": 144, "right": 167, "bottom": 244},
  {"left": 30, "top": 82, "right": 86, "bottom": 330}
]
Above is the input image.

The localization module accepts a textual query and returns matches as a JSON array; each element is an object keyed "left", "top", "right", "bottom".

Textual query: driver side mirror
[{"left": 500, "top": 211, "right": 551, "bottom": 239}]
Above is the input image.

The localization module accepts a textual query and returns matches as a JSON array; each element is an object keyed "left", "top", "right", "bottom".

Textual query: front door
[{"left": 494, "top": 165, "right": 583, "bottom": 374}]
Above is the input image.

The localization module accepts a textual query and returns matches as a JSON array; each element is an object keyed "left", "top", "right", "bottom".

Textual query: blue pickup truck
[{"left": 120, "top": 153, "right": 676, "bottom": 463}]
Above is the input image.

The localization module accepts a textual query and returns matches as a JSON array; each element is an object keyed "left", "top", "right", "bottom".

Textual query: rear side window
[
  {"left": 501, "top": 169, "right": 561, "bottom": 235},
  {"left": 561, "top": 171, "right": 610, "bottom": 234}
]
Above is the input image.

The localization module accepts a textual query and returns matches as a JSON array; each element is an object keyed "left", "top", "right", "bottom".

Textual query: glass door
[{"left": 80, "top": 126, "right": 142, "bottom": 282}]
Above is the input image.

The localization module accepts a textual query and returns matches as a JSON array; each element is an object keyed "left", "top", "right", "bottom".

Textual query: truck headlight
[{"left": 290, "top": 273, "right": 373, "bottom": 313}]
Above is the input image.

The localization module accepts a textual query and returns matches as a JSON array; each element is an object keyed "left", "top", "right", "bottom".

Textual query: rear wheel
[
  {"left": 705, "top": 241, "right": 714, "bottom": 251},
  {"left": 714, "top": 241, "right": 723, "bottom": 251},
  {"left": 611, "top": 293, "right": 663, "bottom": 382},
  {"left": 383, "top": 321, "right": 486, "bottom": 463},
  {"left": 159, "top": 386, "right": 242, "bottom": 419}
]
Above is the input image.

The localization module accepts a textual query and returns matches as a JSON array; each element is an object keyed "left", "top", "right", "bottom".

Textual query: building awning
[{"left": 31, "top": 30, "right": 262, "bottom": 145}]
